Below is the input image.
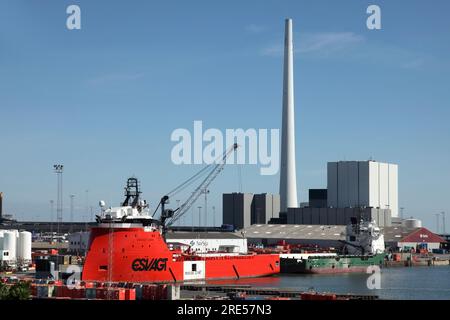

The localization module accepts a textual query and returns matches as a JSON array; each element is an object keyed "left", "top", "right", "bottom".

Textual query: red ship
[{"left": 82, "top": 177, "right": 280, "bottom": 283}]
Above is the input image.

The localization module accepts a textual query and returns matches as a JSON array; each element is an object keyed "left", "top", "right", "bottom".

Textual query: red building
[{"left": 384, "top": 226, "right": 445, "bottom": 252}]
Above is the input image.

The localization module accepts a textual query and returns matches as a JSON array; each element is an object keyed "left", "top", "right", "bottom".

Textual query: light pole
[
  {"left": 53, "top": 164, "right": 64, "bottom": 237},
  {"left": 198, "top": 206, "right": 202, "bottom": 228},
  {"left": 400, "top": 207, "right": 405, "bottom": 220},
  {"left": 442, "top": 212, "right": 446, "bottom": 234},
  {"left": 85, "top": 189, "right": 89, "bottom": 221},
  {"left": 435, "top": 213, "right": 440, "bottom": 233},
  {"left": 201, "top": 189, "right": 209, "bottom": 227},
  {"left": 70, "top": 195, "right": 75, "bottom": 222},
  {"left": 50, "top": 200, "right": 54, "bottom": 241}
]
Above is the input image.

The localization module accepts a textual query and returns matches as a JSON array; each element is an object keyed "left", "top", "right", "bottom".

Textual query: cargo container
[
  {"left": 125, "top": 288, "right": 136, "bottom": 300},
  {"left": 86, "top": 288, "right": 97, "bottom": 299}
]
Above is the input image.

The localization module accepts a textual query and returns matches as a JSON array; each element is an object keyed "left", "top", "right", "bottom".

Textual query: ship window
[
  {"left": 99, "top": 265, "right": 108, "bottom": 271},
  {"left": 192, "top": 264, "right": 197, "bottom": 272}
]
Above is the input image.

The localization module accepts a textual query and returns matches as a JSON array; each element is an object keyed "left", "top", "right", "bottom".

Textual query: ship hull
[
  {"left": 281, "top": 254, "right": 384, "bottom": 274},
  {"left": 82, "top": 227, "right": 280, "bottom": 283}
]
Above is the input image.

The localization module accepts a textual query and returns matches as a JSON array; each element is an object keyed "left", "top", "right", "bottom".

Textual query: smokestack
[
  {"left": 279, "top": 18, "right": 298, "bottom": 212},
  {"left": 0, "top": 192, "right": 3, "bottom": 220}
]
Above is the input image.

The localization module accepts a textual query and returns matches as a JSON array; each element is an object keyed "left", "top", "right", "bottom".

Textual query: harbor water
[{"left": 208, "top": 266, "right": 450, "bottom": 300}]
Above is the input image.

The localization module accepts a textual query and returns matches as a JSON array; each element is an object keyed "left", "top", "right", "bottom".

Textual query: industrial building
[
  {"left": 308, "top": 189, "right": 327, "bottom": 208},
  {"left": 68, "top": 231, "right": 90, "bottom": 254},
  {"left": 383, "top": 225, "right": 445, "bottom": 252},
  {"left": 438, "top": 233, "right": 450, "bottom": 251},
  {"left": 243, "top": 224, "right": 345, "bottom": 248},
  {"left": 223, "top": 193, "right": 280, "bottom": 230},
  {"left": 243, "top": 223, "right": 445, "bottom": 253},
  {"left": 327, "top": 161, "right": 398, "bottom": 217},
  {"left": 271, "top": 160, "right": 400, "bottom": 228},
  {"left": 0, "top": 192, "right": 14, "bottom": 223},
  {"left": 286, "top": 207, "right": 392, "bottom": 227}
]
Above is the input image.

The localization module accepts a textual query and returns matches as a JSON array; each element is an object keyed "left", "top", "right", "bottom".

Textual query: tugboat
[
  {"left": 281, "top": 217, "right": 385, "bottom": 274},
  {"left": 82, "top": 177, "right": 280, "bottom": 283}
]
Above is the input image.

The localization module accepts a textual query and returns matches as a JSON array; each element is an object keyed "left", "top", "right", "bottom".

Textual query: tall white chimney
[{"left": 279, "top": 18, "right": 298, "bottom": 212}]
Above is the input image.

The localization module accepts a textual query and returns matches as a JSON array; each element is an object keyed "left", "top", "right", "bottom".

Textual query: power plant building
[
  {"left": 327, "top": 161, "right": 398, "bottom": 217},
  {"left": 223, "top": 193, "right": 280, "bottom": 230},
  {"left": 287, "top": 207, "right": 392, "bottom": 227}
]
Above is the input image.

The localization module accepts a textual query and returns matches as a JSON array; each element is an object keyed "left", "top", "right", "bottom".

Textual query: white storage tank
[
  {"left": 18, "top": 231, "right": 32, "bottom": 262},
  {"left": 3, "top": 231, "right": 17, "bottom": 261},
  {"left": 404, "top": 218, "right": 422, "bottom": 229}
]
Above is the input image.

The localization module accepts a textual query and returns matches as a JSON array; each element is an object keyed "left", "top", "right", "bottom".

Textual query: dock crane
[{"left": 155, "top": 143, "right": 238, "bottom": 236}]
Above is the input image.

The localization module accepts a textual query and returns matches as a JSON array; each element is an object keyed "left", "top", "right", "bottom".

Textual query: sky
[{"left": 0, "top": 0, "right": 449, "bottom": 232}]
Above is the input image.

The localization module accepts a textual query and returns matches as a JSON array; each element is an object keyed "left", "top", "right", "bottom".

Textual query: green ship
[
  {"left": 280, "top": 253, "right": 385, "bottom": 274},
  {"left": 280, "top": 218, "right": 387, "bottom": 274}
]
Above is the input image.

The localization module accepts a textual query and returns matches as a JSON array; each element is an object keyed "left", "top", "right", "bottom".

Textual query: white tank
[
  {"left": 3, "top": 231, "right": 17, "bottom": 261},
  {"left": 18, "top": 231, "right": 32, "bottom": 262},
  {"left": 404, "top": 218, "right": 422, "bottom": 229}
]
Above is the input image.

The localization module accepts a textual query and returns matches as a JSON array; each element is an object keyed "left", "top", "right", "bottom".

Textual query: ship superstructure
[{"left": 343, "top": 217, "right": 385, "bottom": 255}]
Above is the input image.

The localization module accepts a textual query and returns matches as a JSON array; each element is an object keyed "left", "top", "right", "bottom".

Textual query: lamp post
[
  {"left": 442, "top": 212, "right": 446, "bottom": 234},
  {"left": 201, "top": 189, "right": 209, "bottom": 227},
  {"left": 50, "top": 200, "right": 54, "bottom": 242},
  {"left": 435, "top": 213, "right": 440, "bottom": 233},
  {"left": 53, "top": 164, "right": 63, "bottom": 237},
  {"left": 198, "top": 206, "right": 202, "bottom": 228},
  {"left": 85, "top": 189, "right": 89, "bottom": 221},
  {"left": 70, "top": 195, "right": 75, "bottom": 222},
  {"left": 70, "top": 195, "right": 75, "bottom": 233}
]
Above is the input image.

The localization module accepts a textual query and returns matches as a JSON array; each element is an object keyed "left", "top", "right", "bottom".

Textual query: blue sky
[{"left": 0, "top": 0, "right": 449, "bottom": 232}]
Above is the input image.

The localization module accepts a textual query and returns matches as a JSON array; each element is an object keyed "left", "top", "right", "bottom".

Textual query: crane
[{"left": 155, "top": 143, "right": 238, "bottom": 236}]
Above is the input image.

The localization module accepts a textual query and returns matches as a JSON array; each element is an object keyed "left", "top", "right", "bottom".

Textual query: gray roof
[
  {"left": 242, "top": 224, "right": 346, "bottom": 240},
  {"left": 166, "top": 231, "right": 244, "bottom": 240},
  {"left": 381, "top": 226, "right": 421, "bottom": 242},
  {"left": 243, "top": 224, "right": 429, "bottom": 243}
]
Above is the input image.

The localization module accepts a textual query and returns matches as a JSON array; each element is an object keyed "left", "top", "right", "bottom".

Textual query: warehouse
[
  {"left": 383, "top": 226, "right": 445, "bottom": 252},
  {"left": 242, "top": 223, "right": 445, "bottom": 254},
  {"left": 242, "top": 224, "right": 346, "bottom": 248}
]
